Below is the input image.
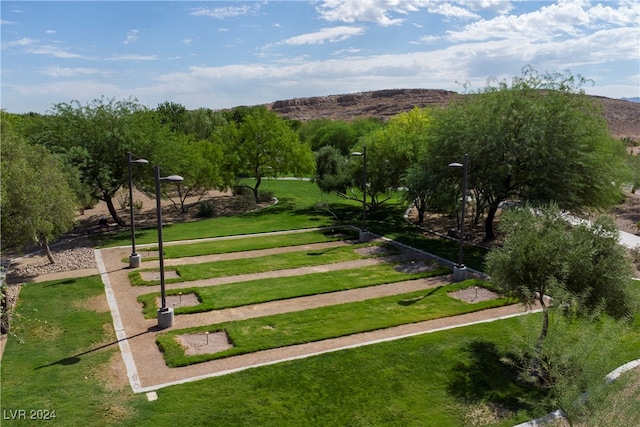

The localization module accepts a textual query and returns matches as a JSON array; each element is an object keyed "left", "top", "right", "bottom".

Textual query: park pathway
[{"left": 94, "top": 233, "right": 540, "bottom": 394}]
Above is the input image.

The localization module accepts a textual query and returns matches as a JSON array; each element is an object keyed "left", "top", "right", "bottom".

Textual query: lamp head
[{"left": 161, "top": 175, "right": 184, "bottom": 182}]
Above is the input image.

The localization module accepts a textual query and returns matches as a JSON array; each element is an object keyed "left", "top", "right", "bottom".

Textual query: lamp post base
[
  {"left": 129, "top": 253, "right": 141, "bottom": 269},
  {"left": 452, "top": 265, "right": 468, "bottom": 282},
  {"left": 157, "top": 307, "right": 174, "bottom": 329}
]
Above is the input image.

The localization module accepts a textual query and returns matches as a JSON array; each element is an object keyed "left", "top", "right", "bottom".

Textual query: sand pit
[
  {"left": 177, "top": 331, "right": 234, "bottom": 356},
  {"left": 157, "top": 292, "right": 200, "bottom": 309},
  {"left": 449, "top": 286, "right": 500, "bottom": 303}
]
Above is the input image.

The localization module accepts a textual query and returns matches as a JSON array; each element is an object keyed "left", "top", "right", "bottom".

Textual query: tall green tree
[
  {"left": 426, "top": 67, "right": 628, "bottom": 240},
  {"left": 226, "top": 106, "right": 315, "bottom": 203},
  {"left": 298, "top": 117, "right": 382, "bottom": 156},
  {"left": 485, "top": 204, "right": 636, "bottom": 357},
  {"left": 153, "top": 133, "right": 231, "bottom": 213},
  {"left": 45, "top": 97, "right": 170, "bottom": 225},
  {"left": 361, "top": 107, "right": 432, "bottom": 210},
  {"left": 504, "top": 313, "right": 634, "bottom": 426},
  {"left": 315, "top": 108, "right": 431, "bottom": 211},
  {"left": 1, "top": 115, "right": 77, "bottom": 263}
]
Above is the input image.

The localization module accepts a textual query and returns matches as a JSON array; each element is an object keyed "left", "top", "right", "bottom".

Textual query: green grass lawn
[
  {"left": 137, "top": 262, "right": 451, "bottom": 318},
  {"left": 96, "top": 179, "right": 361, "bottom": 248},
  {"left": 128, "top": 241, "right": 399, "bottom": 286},
  {"left": 156, "top": 279, "right": 517, "bottom": 367},
  {"left": 143, "top": 227, "right": 358, "bottom": 260},
  {"left": 5, "top": 178, "right": 639, "bottom": 426},
  {"left": 3, "top": 275, "right": 639, "bottom": 426},
  {"left": 0, "top": 276, "right": 130, "bottom": 426}
]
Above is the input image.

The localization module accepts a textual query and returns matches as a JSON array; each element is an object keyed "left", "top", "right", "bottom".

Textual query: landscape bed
[
  {"left": 137, "top": 261, "right": 451, "bottom": 318},
  {"left": 156, "top": 279, "right": 516, "bottom": 367}
]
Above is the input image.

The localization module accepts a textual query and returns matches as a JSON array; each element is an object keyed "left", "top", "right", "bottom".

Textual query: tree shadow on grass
[
  {"left": 34, "top": 326, "right": 160, "bottom": 370},
  {"left": 397, "top": 286, "right": 442, "bottom": 306},
  {"left": 447, "top": 340, "right": 541, "bottom": 411}
]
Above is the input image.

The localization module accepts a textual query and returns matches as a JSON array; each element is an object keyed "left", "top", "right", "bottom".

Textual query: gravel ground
[{"left": 5, "top": 242, "right": 96, "bottom": 282}]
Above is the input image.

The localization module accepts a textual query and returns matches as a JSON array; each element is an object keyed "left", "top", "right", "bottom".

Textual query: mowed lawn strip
[
  {"left": 143, "top": 228, "right": 358, "bottom": 260},
  {"left": 0, "top": 276, "right": 129, "bottom": 426},
  {"left": 137, "top": 263, "right": 452, "bottom": 318},
  {"left": 129, "top": 242, "right": 399, "bottom": 286},
  {"left": 4, "top": 275, "right": 639, "bottom": 426},
  {"left": 157, "top": 279, "right": 517, "bottom": 367}
]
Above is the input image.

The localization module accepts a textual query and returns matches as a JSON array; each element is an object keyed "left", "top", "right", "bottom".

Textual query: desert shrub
[
  {"left": 133, "top": 200, "right": 143, "bottom": 213},
  {"left": 115, "top": 188, "right": 129, "bottom": 210},
  {"left": 197, "top": 202, "right": 215, "bottom": 218},
  {"left": 259, "top": 190, "right": 274, "bottom": 203}
]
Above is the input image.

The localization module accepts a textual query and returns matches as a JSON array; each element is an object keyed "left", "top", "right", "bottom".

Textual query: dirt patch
[
  {"left": 158, "top": 292, "right": 200, "bottom": 309},
  {"left": 75, "top": 294, "right": 110, "bottom": 313},
  {"left": 449, "top": 286, "right": 500, "bottom": 303},
  {"left": 462, "top": 402, "right": 513, "bottom": 426},
  {"left": 91, "top": 353, "right": 134, "bottom": 423},
  {"left": 140, "top": 270, "right": 180, "bottom": 282},
  {"left": 177, "top": 331, "right": 234, "bottom": 356}
]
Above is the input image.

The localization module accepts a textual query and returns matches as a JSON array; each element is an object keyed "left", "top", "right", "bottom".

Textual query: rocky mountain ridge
[{"left": 266, "top": 88, "right": 640, "bottom": 141}]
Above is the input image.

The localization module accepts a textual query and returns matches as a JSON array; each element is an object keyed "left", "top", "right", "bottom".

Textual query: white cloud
[
  {"left": 25, "top": 45, "right": 89, "bottom": 59},
  {"left": 316, "top": 0, "right": 407, "bottom": 26},
  {"left": 1, "top": 37, "right": 38, "bottom": 49},
  {"left": 124, "top": 30, "right": 139, "bottom": 45},
  {"left": 334, "top": 47, "right": 362, "bottom": 55},
  {"left": 587, "top": 0, "right": 640, "bottom": 26},
  {"left": 46, "top": 29, "right": 56, "bottom": 34},
  {"left": 447, "top": 0, "right": 640, "bottom": 44},
  {"left": 5, "top": 80, "right": 124, "bottom": 109},
  {"left": 190, "top": 4, "right": 255, "bottom": 19},
  {"left": 41, "top": 66, "right": 105, "bottom": 78},
  {"left": 426, "top": 3, "right": 479, "bottom": 20},
  {"left": 279, "top": 26, "right": 366, "bottom": 46},
  {"left": 315, "top": 0, "right": 507, "bottom": 25},
  {"left": 105, "top": 54, "right": 158, "bottom": 61},
  {"left": 182, "top": 38, "right": 193, "bottom": 46},
  {"left": 456, "top": 0, "right": 513, "bottom": 14}
]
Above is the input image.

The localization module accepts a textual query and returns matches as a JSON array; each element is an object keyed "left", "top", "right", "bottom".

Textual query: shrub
[
  {"left": 259, "top": 190, "right": 274, "bottom": 203},
  {"left": 133, "top": 199, "right": 143, "bottom": 213},
  {"left": 197, "top": 202, "right": 215, "bottom": 218}
]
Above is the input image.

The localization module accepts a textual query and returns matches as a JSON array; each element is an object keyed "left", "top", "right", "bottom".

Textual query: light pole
[
  {"left": 448, "top": 153, "right": 468, "bottom": 281},
  {"left": 127, "top": 152, "right": 148, "bottom": 268},
  {"left": 155, "top": 165, "right": 184, "bottom": 329},
  {"left": 350, "top": 146, "right": 368, "bottom": 241}
]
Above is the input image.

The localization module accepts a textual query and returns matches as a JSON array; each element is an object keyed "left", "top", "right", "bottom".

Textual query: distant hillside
[
  {"left": 622, "top": 97, "right": 640, "bottom": 103},
  {"left": 265, "top": 88, "right": 640, "bottom": 141}
]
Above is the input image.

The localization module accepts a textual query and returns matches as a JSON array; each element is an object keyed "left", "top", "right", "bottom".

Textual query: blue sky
[{"left": 2, "top": 1, "right": 639, "bottom": 114}]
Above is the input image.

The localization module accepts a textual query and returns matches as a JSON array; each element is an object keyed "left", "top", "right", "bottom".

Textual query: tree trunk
[
  {"left": 532, "top": 290, "right": 549, "bottom": 382},
  {"left": 416, "top": 198, "right": 425, "bottom": 223},
  {"left": 40, "top": 237, "right": 55, "bottom": 264},
  {"left": 535, "top": 303, "right": 549, "bottom": 355},
  {"left": 252, "top": 175, "right": 262, "bottom": 204},
  {"left": 105, "top": 195, "right": 125, "bottom": 226},
  {"left": 484, "top": 202, "right": 500, "bottom": 241}
]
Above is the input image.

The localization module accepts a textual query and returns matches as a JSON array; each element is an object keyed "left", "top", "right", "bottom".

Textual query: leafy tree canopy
[
  {"left": 426, "top": 66, "right": 629, "bottom": 240},
  {"left": 225, "top": 106, "right": 315, "bottom": 202},
  {"left": 1, "top": 114, "right": 77, "bottom": 262},
  {"left": 44, "top": 97, "right": 172, "bottom": 225}
]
